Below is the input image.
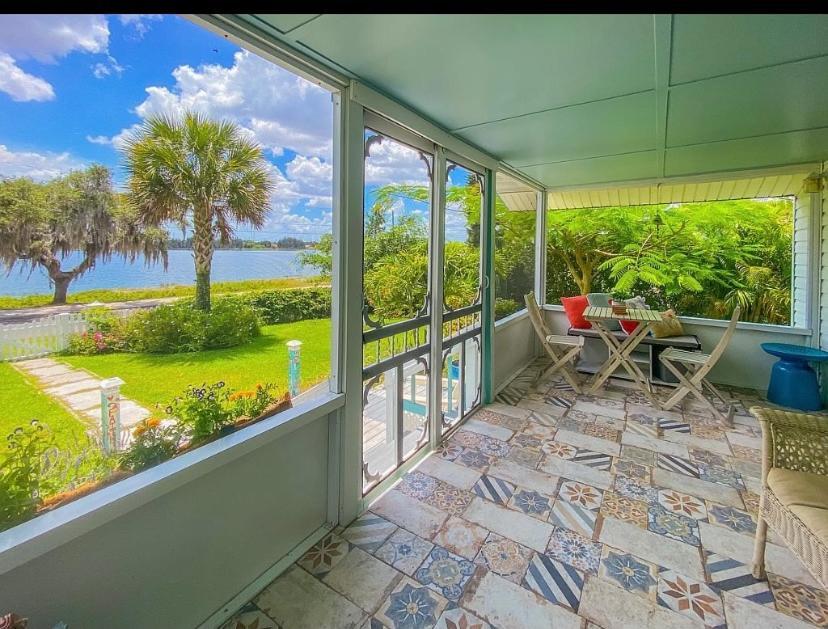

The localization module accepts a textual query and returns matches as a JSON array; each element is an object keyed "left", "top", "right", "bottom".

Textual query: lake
[{"left": 0, "top": 249, "right": 317, "bottom": 296}]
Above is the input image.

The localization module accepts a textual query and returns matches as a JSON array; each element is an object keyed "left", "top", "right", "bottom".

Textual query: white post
[
  {"left": 100, "top": 377, "right": 125, "bottom": 454},
  {"left": 287, "top": 340, "right": 302, "bottom": 398},
  {"left": 55, "top": 312, "right": 72, "bottom": 352}
]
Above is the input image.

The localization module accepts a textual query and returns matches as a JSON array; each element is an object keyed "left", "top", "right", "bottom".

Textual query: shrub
[
  {"left": 202, "top": 297, "right": 260, "bottom": 349},
  {"left": 495, "top": 298, "right": 521, "bottom": 320},
  {"left": 228, "top": 382, "right": 279, "bottom": 418},
  {"left": 66, "top": 307, "right": 128, "bottom": 355},
  {"left": 164, "top": 381, "right": 235, "bottom": 442},
  {"left": 0, "top": 420, "right": 53, "bottom": 529},
  {"left": 67, "top": 330, "right": 113, "bottom": 355},
  {"left": 120, "top": 298, "right": 260, "bottom": 354},
  {"left": 119, "top": 418, "right": 182, "bottom": 472},
  {"left": 244, "top": 287, "right": 331, "bottom": 324}
]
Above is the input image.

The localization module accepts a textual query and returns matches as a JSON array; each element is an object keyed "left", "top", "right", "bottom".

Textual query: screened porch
[{"left": 1, "top": 13, "right": 827, "bottom": 629}]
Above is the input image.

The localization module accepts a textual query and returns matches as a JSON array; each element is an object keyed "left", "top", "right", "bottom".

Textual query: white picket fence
[{"left": 0, "top": 313, "right": 88, "bottom": 361}]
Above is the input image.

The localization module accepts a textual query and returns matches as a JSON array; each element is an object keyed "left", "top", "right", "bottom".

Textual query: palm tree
[{"left": 123, "top": 112, "right": 273, "bottom": 311}]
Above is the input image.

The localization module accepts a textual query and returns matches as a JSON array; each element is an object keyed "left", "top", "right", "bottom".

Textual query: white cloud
[
  {"left": 100, "top": 49, "right": 337, "bottom": 237},
  {"left": 0, "top": 53, "right": 55, "bottom": 102},
  {"left": 0, "top": 14, "right": 112, "bottom": 101},
  {"left": 285, "top": 155, "right": 333, "bottom": 207},
  {"left": 85, "top": 134, "right": 111, "bottom": 145},
  {"left": 91, "top": 55, "right": 124, "bottom": 79},
  {"left": 0, "top": 144, "right": 85, "bottom": 181},
  {"left": 0, "top": 15, "right": 109, "bottom": 63},
  {"left": 127, "top": 50, "right": 333, "bottom": 159},
  {"left": 364, "top": 136, "right": 431, "bottom": 186},
  {"left": 118, "top": 14, "right": 162, "bottom": 38}
]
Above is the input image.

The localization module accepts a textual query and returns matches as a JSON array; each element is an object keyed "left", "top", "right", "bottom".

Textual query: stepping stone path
[{"left": 14, "top": 358, "right": 150, "bottom": 433}]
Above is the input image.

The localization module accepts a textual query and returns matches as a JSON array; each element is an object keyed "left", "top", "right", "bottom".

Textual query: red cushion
[
  {"left": 561, "top": 295, "right": 591, "bottom": 329},
  {"left": 619, "top": 320, "right": 640, "bottom": 334}
]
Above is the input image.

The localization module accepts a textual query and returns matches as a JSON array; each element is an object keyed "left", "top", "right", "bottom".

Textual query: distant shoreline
[
  {"left": 166, "top": 246, "right": 312, "bottom": 251},
  {"left": 0, "top": 276, "right": 325, "bottom": 311}
]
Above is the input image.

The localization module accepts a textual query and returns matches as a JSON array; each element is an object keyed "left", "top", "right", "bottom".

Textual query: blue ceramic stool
[{"left": 761, "top": 343, "right": 828, "bottom": 411}]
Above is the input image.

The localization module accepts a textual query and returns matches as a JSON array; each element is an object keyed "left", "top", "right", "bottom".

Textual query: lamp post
[{"left": 287, "top": 340, "right": 302, "bottom": 398}]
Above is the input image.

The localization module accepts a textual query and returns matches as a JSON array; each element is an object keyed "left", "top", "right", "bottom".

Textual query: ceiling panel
[
  {"left": 457, "top": 92, "right": 656, "bottom": 167},
  {"left": 291, "top": 14, "right": 654, "bottom": 130},
  {"left": 671, "top": 14, "right": 828, "bottom": 84},
  {"left": 667, "top": 56, "right": 828, "bottom": 147},
  {"left": 519, "top": 151, "right": 658, "bottom": 188},
  {"left": 665, "top": 127, "right": 828, "bottom": 177},
  {"left": 547, "top": 171, "right": 809, "bottom": 209},
  {"left": 252, "top": 14, "right": 320, "bottom": 34}
]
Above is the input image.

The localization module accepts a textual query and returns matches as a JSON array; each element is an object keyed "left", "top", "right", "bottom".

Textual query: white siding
[
  {"left": 819, "top": 164, "right": 828, "bottom": 350},
  {"left": 792, "top": 188, "right": 811, "bottom": 328}
]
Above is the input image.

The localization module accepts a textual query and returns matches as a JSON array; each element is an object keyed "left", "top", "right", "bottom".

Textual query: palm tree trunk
[{"left": 192, "top": 208, "right": 213, "bottom": 311}]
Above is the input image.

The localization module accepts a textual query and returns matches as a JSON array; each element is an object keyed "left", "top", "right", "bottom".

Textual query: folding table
[{"left": 583, "top": 306, "right": 663, "bottom": 408}]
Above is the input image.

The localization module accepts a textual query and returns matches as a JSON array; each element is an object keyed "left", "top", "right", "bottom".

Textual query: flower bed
[{"left": 0, "top": 381, "right": 291, "bottom": 530}]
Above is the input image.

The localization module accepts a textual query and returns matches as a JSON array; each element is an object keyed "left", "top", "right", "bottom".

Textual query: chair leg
[{"left": 752, "top": 515, "right": 768, "bottom": 579}]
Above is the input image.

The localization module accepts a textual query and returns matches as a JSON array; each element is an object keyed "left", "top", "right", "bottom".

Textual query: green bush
[
  {"left": 202, "top": 297, "right": 260, "bottom": 349},
  {"left": 163, "top": 381, "right": 235, "bottom": 443},
  {"left": 244, "top": 287, "right": 331, "bottom": 324},
  {"left": 65, "top": 288, "right": 329, "bottom": 356},
  {"left": 114, "top": 298, "right": 261, "bottom": 354},
  {"left": 0, "top": 420, "right": 53, "bottom": 529},
  {"left": 118, "top": 418, "right": 182, "bottom": 472},
  {"left": 495, "top": 298, "right": 521, "bottom": 320}
]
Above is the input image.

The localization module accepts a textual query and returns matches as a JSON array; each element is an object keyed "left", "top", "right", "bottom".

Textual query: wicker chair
[{"left": 750, "top": 406, "right": 828, "bottom": 588}]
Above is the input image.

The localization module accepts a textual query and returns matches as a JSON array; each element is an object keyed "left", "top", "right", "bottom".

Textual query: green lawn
[
  {"left": 0, "top": 276, "right": 325, "bottom": 310},
  {"left": 60, "top": 319, "right": 332, "bottom": 411},
  {"left": 0, "top": 363, "right": 88, "bottom": 449}
]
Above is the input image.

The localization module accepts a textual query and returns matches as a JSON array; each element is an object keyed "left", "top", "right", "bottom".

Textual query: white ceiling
[{"left": 243, "top": 14, "right": 828, "bottom": 189}]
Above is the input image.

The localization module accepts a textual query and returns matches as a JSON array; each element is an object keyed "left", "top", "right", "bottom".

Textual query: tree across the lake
[{"left": 0, "top": 166, "right": 168, "bottom": 305}]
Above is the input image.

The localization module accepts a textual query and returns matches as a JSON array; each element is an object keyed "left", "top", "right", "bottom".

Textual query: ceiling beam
[{"left": 653, "top": 14, "right": 673, "bottom": 178}]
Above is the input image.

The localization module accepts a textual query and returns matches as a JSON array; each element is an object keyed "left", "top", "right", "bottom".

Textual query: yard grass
[
  {"left": 0, "top": 362, "right": 88, "bottom": 449},
  {"left": 59, "top": 319, "right": 332, "bottom": 411},
  {"left": 0, "top": 276, "right": 325, "bottom": 310}
]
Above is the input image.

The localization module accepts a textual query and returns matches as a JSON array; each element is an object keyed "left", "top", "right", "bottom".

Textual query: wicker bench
[{"left": 750, "top": 406, "right": 828, "bottom": 588}]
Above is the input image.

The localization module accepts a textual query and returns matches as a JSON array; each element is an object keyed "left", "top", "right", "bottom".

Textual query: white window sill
[
  {"left": 494, "top": 308, "right": 528, "bottom": 330},
  {"left": 542, "top": 304, "right": 811, "bottom": 336},
  {"left": 0, "top": 391, "right": 344, "bottom": 575}
]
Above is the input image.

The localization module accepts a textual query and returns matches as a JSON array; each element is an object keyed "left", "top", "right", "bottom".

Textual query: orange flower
[
  {"left": 132, "top": 424, "right": 148, "bottom": 437},
  {"left": 229, "top": 390, "right": 255, "bottom": 401},
  {"left": 146, "top": 418, "right": 161, "bottom": 428}
]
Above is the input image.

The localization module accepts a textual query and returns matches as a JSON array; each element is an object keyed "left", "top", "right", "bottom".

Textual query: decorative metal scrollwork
[
  {"left": 364, "top": 132, "right": 384, "bottom": 159},
  {"left": 362, "top": 302, "right": 383, "bottom": 330}
]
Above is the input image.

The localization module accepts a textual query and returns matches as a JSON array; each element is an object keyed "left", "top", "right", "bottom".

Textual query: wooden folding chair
[
  {"left": 524, "top": 292, "right": 585, "bottom": 393},
  {"left": 658, "top": 307, "right": 740, "bottom": 431}
]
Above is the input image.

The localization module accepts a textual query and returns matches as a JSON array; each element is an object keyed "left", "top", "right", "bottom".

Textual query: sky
[
  {"left": 0, "top": 14, "right": 337, "bottom": 242},
  {"left": 0, "top": 14, "right": 474, "bottom": 244}
]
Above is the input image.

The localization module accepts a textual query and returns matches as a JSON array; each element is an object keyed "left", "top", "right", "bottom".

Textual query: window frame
[{"left": 0, "top": 14, "right": 347, "bottom": 569}]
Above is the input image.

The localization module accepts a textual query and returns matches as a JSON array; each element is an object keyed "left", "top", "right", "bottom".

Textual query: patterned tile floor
[{"left": 222, "top": 363, "right": 828, "bottom": 629}]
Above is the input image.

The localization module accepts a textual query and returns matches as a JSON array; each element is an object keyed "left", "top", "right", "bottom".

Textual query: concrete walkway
[{"left": 15, "top": 357, "right": 150, "bottom": 430}]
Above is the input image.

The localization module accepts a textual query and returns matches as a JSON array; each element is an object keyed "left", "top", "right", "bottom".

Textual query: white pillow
[{"left": 623, "top": 296, "right": 649, "bottom": 310}]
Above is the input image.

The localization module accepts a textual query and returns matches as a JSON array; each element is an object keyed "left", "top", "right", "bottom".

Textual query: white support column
[
  {"left": 338, "top": 85, "right": 366, "bottom": 524},
  {"left": 534, "top": 188, "right": 547, "bottom": 306},
  {"left": 429, "top": 147, "right": 446, "bottom": 449}
]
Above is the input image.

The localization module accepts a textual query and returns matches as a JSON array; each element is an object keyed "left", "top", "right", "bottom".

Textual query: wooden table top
[{"left": 583, "top": 306, "right": 662, "bottom": 322}]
